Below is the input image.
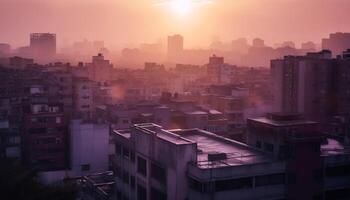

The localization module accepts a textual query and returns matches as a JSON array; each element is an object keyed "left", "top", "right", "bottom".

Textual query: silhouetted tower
[
  {"left": 30, "top": 33, "right": 56, "bottom": 57},
  {"left": 167, "top": 34, "right": 184, "bottom": 60},
  {"left": 252, "top": 38, "right": 265, "bottom": 48},
  {"left": 322, "top": 32, "right": 350, "bottom": 56}
]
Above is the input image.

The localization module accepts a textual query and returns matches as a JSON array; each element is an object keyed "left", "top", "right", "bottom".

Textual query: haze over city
[
  {"left": 0, "top": 0, "right": 350, "bottom": 200},
  {"left": 1, "top": 0, "right": 350, "bottom": 49}
]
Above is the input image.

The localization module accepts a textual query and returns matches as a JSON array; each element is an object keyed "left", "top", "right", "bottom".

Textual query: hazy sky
[{"left": 1, "top": 0, "right": 350, "bottom": 49}]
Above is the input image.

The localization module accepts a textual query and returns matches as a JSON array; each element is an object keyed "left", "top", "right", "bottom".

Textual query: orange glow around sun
[
  {"left": 156, "top": 0, "right": 213, "bottom": 17},
  {"left": 170, "top": 0, "right": 193, "bottom": 16}
]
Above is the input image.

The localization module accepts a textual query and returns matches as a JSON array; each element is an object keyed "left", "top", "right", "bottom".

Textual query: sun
[
  {"left": 155, "top": 0, "right": 213, "bottom": 17},
  {"left": 170, "top": 0, "right": 193, "bottom": 16}
]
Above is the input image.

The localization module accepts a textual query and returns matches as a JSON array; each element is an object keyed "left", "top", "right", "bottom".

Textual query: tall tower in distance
[
  {"left": 252, "top": 38, "right": 265, "bottom": 48},
  {"left": 322, "top": 32, "right": 350, "bottom": 57},
  {"left": 167, "top": 34, "right": 184, "bottom": 61},
  {"left": 30, "top": 33, "right": 56, "bottom": 58}
]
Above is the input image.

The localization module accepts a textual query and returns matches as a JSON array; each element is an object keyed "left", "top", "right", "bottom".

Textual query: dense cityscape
[{"left": 1, "top": 1, "right": 350, "bottom": 200}]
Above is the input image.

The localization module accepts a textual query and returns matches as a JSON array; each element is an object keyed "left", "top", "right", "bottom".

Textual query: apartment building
[{"left": 112, "top": 114, "right": 350, "bottom": 200}]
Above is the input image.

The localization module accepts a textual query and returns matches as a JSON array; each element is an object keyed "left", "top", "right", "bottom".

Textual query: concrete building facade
[
  {"left": 112, "top": 118, "right": 350, "bottom": 200},
  {"left": 70, "top": 119, "right": 110, "bottom": 176}
]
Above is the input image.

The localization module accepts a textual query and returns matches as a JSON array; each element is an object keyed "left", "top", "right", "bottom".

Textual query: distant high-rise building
[
  {"left": 281, "top": 41, "right": 296, "bottom": 49},
  {"left": 21, "top": 80, "right": 68, "bottom": 171},
  {"left": 167, "top": 34, "right": 184, "bottom": 60},
  {"left": 231, "top": 38, "right": 249, "bottom": 54},
  {"left": 209, "top": 54, "right": 224, "bottom": 65},
  {"left": 144, "top": 62, "right": 165, "bottom": 72},
  {"left": 0, "top": 43, "right": 11, "bottom": 56},
  {"left": 270, "top": 50, "right": 350, "bottom": 122},
  {"left": 207, "top": 55, "right": 235, "bottom": 84},
  {"left": 252, "top": 38, "right": 265, "bottom": 48},
  {"left": 140, "top": 42, "right": 163, "bottom": 54},
  {"left": 335, "top": 49, "right": 350, "bottom": 116},
  {"left": 301, "top": 41, "right": 316, "bottom": 50},
  {"left": 9, "top": 56, "right": 34, "bottom": 69},
  {"left": 271, "top": 50, "right": 333, "bottom": 119},
  {"left": 87, "top": 53, "right": 113, "bottom": 84},
  {"left": 30, "top": 33, "right": 56, "bottom": 58},
  {"left": 322, "top": 32, "right": 350, "bottom": 56},
  {"left": 73, "top": 77, "right": 94, "bottom": 119}
]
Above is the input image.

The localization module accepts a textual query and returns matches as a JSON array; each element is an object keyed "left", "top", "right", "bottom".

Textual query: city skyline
[
  {"left": 0, "top": 1, "right": 350, "bottom": 200},
  {"left": 1, "top": 0, "right": 350, "bottom": 49}
]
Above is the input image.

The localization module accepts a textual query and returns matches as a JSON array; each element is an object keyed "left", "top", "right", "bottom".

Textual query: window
[
  {"left": 56, "top": 117, "right": 61, "bottom": 124},
  {"left": 36, "top": 137, "right": 57, "bottom": 145},
  {"left": 115, "top": 165, "right": 122, "bottom": 179},
  {"left": 55, "top": 138, "right": 61, "bottom": 144},
  {"left": 151, "top": 187, "right": 167, "bottom": 200},
  {"left": 123, "top": 170, "right": 129, "bottom": 184},
  {"left": 7, "top": 136, "right": 20, "bottom": 145},
  {"left": 38, "top": 117, "right": 47, "bottom": 123},
  {"left": 215, "top": 177, "right": 252, "bottom": 191},
  {"left": 325, "top": 188, "right": 350, "bottom": 200},
  {"left": 189, "top": 177, "right": 210, "bottom": 193},
  {"left": 47, "top": 128, "right": 56, "bottom": 134},
  {"left": 151, "top": 162, "right": 166, "bottom": 184},
  {"left": 137, "top": 184, "right": 147, "bottom": 200},
  {"left": 326, "top": 165, "right": 350, "bottom": 177},
  {"left": 256, "top": 141, "right": 262, "bottom": 148},
  {"left": 130, "top": 175, "right": 135, "bottom": 189},
  {"left": 137, "top": 156, "right": 147, "bottom": 176},
  {"left": 255, "top": 173, "right": 285, "bottom": 187},
  {"left": 28, "top": 128, "right": 46, "bottom": 134},
  {"left": 49, "top": 106, "right": 60, "bottom": 113},
  {"left": 264, "top": 142, "right": 274, "bottom": 153},
  {"left": 287, "top": 173, "right": 296, "bottom": 185},
  {"left": 313, "top": 169, "right": 323, "bottom": 181},
  {"left": 123, "top": 147, "right": 130, "bottom": 159},
  {"left": 46, "top": 117, "right": 57, "bottom": 123},
  {"left": 81, "top": 164, "right": 90, "bottom": 171},
  {"left": 115, "top": 143, "right": 122, "bottom": 155},
  {"left": 81, "top": 105, "right": 90, "bottom": 109},
  {"left": 130, "top": 150, "right": 135, "bottom": 162}
]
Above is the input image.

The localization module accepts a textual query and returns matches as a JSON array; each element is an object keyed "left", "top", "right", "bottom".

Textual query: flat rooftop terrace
[
  {"left": 170, "top": 129, "right": 274, "bottom": 168},
  {"left": 134, "top": 123, "right": 195, "bottom": 145},
  {"left": 114, "top": 123, "right": 275, "bottom": 168},
  {"left": 249, "top": 117, "right": 318, "bottom": 127}
]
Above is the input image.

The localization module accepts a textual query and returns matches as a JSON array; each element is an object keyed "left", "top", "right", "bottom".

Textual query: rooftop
[
  {"left": 134, "top": 123, "right": 195, "bottom": 145},
  {"left": 185, "top": 111, "right": 208, "bottom": 115},
  {"left": 82, "top": 171, "right": 115, "bottom": 198},
  {"left": 208, "top": 109, "right": 223, "bottom": 115},
  {"left": 170, "top": 129, "right": 274, "bottom": 168},
  {"left": 112, "top": 129, "right": 131, "bottom": 139},
  {"left": 248, "top": 114, "right": 318, "bottom": 127},
  {"left": 114, "top": 123, "right": 276, "bottom": 169}
]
